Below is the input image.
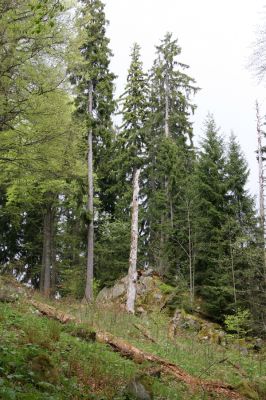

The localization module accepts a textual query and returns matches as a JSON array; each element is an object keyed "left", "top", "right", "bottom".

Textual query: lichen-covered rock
[
  {"left": 96, "top": 282, "right": 126, "bottom": 303},
  {"left": 96, "top": 270, "right": 171, "bottom": 310},
  {"left": 168, "top": 308, "right": 226, "bottom": 344}
]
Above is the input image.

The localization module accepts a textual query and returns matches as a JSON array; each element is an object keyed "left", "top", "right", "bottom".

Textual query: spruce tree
[
  {"left": 114, "top": 43, "right": 149, "bottom": 216},
  {"left": 146, "top": 33, "right": 198, "bottom": 274},
  {"left": 70, "top": 0, "right": 115, "bottom": 301},
  {"left": 225, "top": 134, "right": 265, "bottom": 332},
  {"left": 117, "top": 43, "right": 149, "bottom": 312},
  {"left": 195, "top": 115, "right": 228, "bottom": 318}
]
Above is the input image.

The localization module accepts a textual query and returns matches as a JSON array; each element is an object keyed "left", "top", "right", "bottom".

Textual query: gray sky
[{"left": 105, "top": 0, "right": 266, "bottom": 197}]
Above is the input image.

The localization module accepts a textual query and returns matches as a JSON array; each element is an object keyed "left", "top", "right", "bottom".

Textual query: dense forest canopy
[{"left": 0, "top": 0, "right": 265, "bottom": 335}]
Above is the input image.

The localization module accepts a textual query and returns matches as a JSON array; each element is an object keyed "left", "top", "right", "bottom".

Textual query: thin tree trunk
[
  {"left": 164, "top": 75, "right": 171, "bottom": 271},
  {"left": 42, "top": 205, "right": 53, "bottom": 297},
  {"left": 169, "top": 198, "right": 174, "bottom": 229},
  {"left": 256, "top": 101, "right": 266, "bottom": 283},
  {"left": 256, "top": 101, "right": 265, "bottom": 231},
  {"left": 229, "top": 237, "right": 237, "bottom": 305},
  {"left": 40, "top": 237, "right": 45, "bottom": 292},
  {"left": 85, "top": 81, "right": 94, "bottom": 302},
  {"left": 126, "top": 168, "right": 140, "bottom": 314},
  {"left": 187, "top": 201, "right": 194, "bottom": 305},
  {"left": 158, "top": 215, "right": 164, "bottom": 274},
  {"left": 164, "top": 75, "right": 170, "bottom": 138},
  {"left": 50, "top": 235, "right": 56, "bottom": 297}
]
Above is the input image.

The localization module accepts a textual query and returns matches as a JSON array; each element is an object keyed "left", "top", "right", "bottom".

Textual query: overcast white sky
[{"left": 104, "top": 0, "right": 266, "bottom": 198}]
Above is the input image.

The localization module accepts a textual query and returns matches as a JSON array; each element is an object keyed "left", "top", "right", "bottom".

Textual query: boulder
[
  {"left": 96, "top": 271, "right": 170, "bottom": 310},
  {"left": 96, "top": 282, "right": 126, "bottom": 303}
]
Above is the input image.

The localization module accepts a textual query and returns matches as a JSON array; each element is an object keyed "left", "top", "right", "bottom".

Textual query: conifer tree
[
  {"left": 195, "top": 116, "right": 228, "bottom": 318},
  {"left": 117, "top": 43, "right": 149, "bottom": 312},
  {"left": 226, "top": 134, "right": 265, "bottom": 332},
  {"left": 114, "top": 43, "right": 149, "bottom": 215},
  {"left": 146, "top": 33, "right": 198, "bottom": 274},
  {"left": 71, "top": 0, "right": 115, "bottom": 301}
]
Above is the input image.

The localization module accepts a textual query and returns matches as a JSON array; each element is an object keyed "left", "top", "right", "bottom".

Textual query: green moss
[{"left": 157, "top": 282, "right": 176, "bottom": 295}]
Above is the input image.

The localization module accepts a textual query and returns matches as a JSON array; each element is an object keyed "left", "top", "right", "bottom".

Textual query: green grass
[
  {"left": 0, "top": 289, "right": 265, "bottom": 399},
  {"left": 58, "top": 300, "right": 266, "bottom": 397}
]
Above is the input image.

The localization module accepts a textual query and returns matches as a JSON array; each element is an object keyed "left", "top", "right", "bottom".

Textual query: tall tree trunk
[
  {"left": 50, "top": 238, "right": 56, "bottom": 297},
  {"left": 256, "top": 101, "right": 265, "bottom": 231},
  {"left": 126, "top": 169, "right": 140, "bottom": 314},
  {"left": 229, "top": 236, "right": 237, "bottom": 305},
  {"left": 41, "top": 205, "right": 53, "bottom": 297},
  {"left": 85, "top": 81, "right": 94, "bottom": 302},
  {"left": 164, "top": 75, "right": 170, "bottom": 138},
  {"left": 187, "top": 201, "right": 194, "bottom": 306},
  {"left": 256, "top": 101, "right": 266, "bottom": 283}
]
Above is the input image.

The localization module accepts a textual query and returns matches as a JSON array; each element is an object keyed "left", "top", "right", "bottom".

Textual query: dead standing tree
[
  {"left": 256, "top": 101, "right": 266, "bottom": 283},
  {"left": 126, "top": 169, "right": 140, "bottom": 314}
]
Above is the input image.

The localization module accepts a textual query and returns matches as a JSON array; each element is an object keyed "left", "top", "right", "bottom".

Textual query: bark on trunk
[
  {"left": 164, "top": 75, "right": 170, "bottom": 138},
  {"left": 256, "top": 101, "right": 266, "bottom": 284},
  {"left": 126, "top": 169, "right": 140, "bottom": 314},
  {"left": 229, "top": 236, "right": 237, "bottom": 305},
  {"left": 50, "top": 242, "right": 56, "bottom": 297},
  {"left": 85, "top": 81, "right": 94, "bottom": 302},
  {"left": 187, "top": 202, "right": 194, "bottom": 306},
  {"left": 41, "top": 205, "right": 54, "bottom": 297},
  {"left": 256, "top": 101, "right": 265, "bottom": 231}
]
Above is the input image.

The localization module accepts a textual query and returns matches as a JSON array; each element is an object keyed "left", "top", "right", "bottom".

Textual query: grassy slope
[{"left": 0, "top": 283, "right": 265, "bottom": 399}]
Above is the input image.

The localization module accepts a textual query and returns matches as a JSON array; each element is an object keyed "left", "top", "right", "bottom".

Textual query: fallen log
[
  {"left": 30, "top": 299, "right": 245, "bottom": 400},
  {"left": 30, "top": 300, "right": 78, "bottom": 324}
]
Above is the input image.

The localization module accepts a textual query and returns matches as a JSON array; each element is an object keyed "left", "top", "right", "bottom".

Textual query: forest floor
[{"left": 0, "top": 276, "right": 265, "bottom": 400}]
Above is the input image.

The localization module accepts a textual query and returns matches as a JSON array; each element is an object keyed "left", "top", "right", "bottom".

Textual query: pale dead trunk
[
  {"left": 256, "top": 101, "right": 266, "bottom": 283},
  {"left": 164, "top": 75, "right": 170, "bottom": 138},
  {"left": 256, "top": 101, "right": 265, "bottom": 231},
  {"left": 126, "top": 168, "right": 140, "bottom": 314},
  {"left": 85, "top": 81, "right": 94, "bottom": 302}
]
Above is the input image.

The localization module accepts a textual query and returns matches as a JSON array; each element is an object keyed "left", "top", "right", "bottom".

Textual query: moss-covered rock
[{"left": 96, "top": 271, "right": 173, "bottom": 311}]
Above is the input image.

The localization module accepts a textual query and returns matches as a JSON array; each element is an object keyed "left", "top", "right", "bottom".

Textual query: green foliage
[
  {"left": 95, "top": 219, "right": 130, "bottom": 287},
  {"left": 224, "top": 309, "right": 251, "bottom": 337},
  {"left": 0, "top": 0, "right": 263, "bottom": 337},
  {"left": 145, "top": 32, "right": 198, "bottom": 274}
]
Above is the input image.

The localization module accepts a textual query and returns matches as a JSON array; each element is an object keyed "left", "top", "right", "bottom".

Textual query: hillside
[{"left": 0, "top": 276, "right": 265, "bottom": 400}]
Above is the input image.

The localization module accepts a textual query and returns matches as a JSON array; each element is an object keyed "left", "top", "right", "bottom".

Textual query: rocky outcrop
[
  {"left": 168, "top": 309, "right": 226, "bottom": 344},
  {"left": 0, "top": 276, "right": 28, "bottom": 302},
  {"left": 96, "top": 271, "right": 169, "bottom": 311}
]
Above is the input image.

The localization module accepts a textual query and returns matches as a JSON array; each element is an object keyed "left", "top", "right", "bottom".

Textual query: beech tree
[{"left": 0, "top": 0, "right": 76, "bottom": 294}]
